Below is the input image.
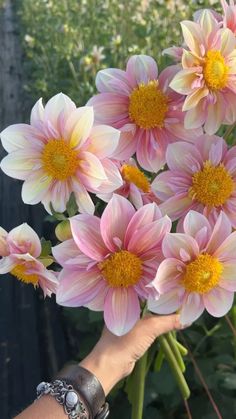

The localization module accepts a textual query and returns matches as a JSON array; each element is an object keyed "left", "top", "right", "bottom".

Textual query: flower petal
[
  {"left": 152, "top": 258, "right": 185, "bottom": 293},
  {"left": 70, "top": 214, "right": 107, "bottom": 261},
  {"left": 0, "top": 256, "right": 16, "bottom": 274},
  {"left": 126, "top": 55, "right": 158, "bottom": 86},
  {"left": 206, "top": 211, "right": 232, "bottom": 254},
  {"left": 219, "top": 262, "right": 236, "bottom": 291},
  {"left": 87, "top": 125, "right": 120, "bottom": 158},
  {"left": 203, "top": 287, "right": 234, "bottom": 317},
  {"left": 180, "top": 292, "right": 204, "bottom": 324},
  {"left": 100, "top": 194, "right": 135, "bottom": 252},
  {"left": 21, "top": 170, "right": 52, "bottom": 205},
  {"left": 183, "top": 210, "right": 212, "bottom": 249},
  {"left": 104, "top": 287, "right": 140, "bottom": 336},
  {"left": 65, "top": 106, "right": 94, "bottom": 148},
  {"left": 56, "top": 268, "right": 105, "bottom": 307},
  {"left": 166, "top": 142, "right": 202, "bottom": 174},
  {"left": 148, "top": 289, "right": 183, "bottom": 315},
  {"left": 214, "top": 231, "right": 236, "bottom": 262},
  {"left": 95, "top": 68, "right": 131, "bottom": 95},
  {"left": 0, "top": 148, "right": 41, "bottom": 180},
  {"left": 52, "top": 239, "right": 91, "bottom": 268},
  {"left": 44, "top": 93, "right": 76, "bottom": 132},
  {"left": 0, "top": 124, "right": 43, "bottom": 152},
  {"left": 8, "top": 223, "right": 41, "bottom": 257},
  {"left": 162, "top": 233, "right": 199, "bottom": 260},
  {"left": 71, "top": 178, "right": 95, "bottom": 214}
]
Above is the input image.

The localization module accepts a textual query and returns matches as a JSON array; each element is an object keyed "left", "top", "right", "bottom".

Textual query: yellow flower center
[
  {"left": 182, "top": 254, "right": 223, "bottom": 294},
  {"left": 203, "top": 50, "right": 229, "bottom": 90},
  {"left": 128, "top": 80, "right": 169, "bottom": 129},
  {"left": 189, "top": 161, "right": 234, "bottom": 207},
  {"left": 121, "top": 164, "right": 150, "bottom": 192},
  {"left": 99, "top": 250, "right": 142, "bottom": 287},
  {"left": 11, "top": 264, "right": 39, "bottom": 286},
  {"left": 42, "top": 139, "right": 79, "bottom": 181}
]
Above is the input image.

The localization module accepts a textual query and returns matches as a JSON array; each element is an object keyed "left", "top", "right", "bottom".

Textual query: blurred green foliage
[
  {"left": 17, "top": 0, "right": 220, "bottom": 105},
  {"left": 15, "top": 0, "right": 236, "bottom": 417}
]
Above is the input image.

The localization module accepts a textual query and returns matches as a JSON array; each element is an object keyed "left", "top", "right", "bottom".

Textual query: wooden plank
[{"left": 0, "top": 2, "right": 68, "bottom": 417}]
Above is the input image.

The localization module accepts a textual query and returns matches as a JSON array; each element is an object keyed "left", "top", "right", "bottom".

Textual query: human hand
[{"left": 80, "top": 313, "right": 182, "bottom": 395}]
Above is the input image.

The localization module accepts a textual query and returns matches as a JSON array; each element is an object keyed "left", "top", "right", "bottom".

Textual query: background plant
[{"left": 14, "top": 0, "right": 236, "bottom": 418}]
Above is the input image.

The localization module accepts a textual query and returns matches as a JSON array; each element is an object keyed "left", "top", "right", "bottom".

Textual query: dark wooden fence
[{"left": 0, "top": 2, "right": 69, "bottom": 417}]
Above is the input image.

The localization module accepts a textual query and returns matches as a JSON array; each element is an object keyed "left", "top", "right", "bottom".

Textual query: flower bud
[{"left": 55, "top": 220, "right": 72, "bottom": 241}]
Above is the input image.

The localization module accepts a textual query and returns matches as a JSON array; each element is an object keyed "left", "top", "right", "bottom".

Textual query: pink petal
[
  {"left": 166, "top": 142, "right": 202, "bottom": 174},
  {"left": 85, "top": 285, "right": 108, "bottom": 311},
  {"left": 0, "top": 256, "right": 16, "bottom": 274},
  {"left": 204, "top": 95, "right": 225, "bottom": 135},
  {"left": 160, "top": 194, "right": 194, "bottom": 221},
  {"left": 0, "top": 148, "right": 42, "bottom": 180},
  {"left": 0, "top": 227, "right": 9, "bottom": 256},
  {"left": 30, "top": 98, "right": 44, "bottom": 128},
  {"left": 71, "top": 178, "right": 95, "bottom": 214},
  {"left": 36, "top": 267, "right": 58, "bottom": 297},
  {"left": 100, "top": 194, "right": 135, "bottom": 252},
  {"left": 87, "top": 125, "right": 120, "bottom": 158},
  {"left": 52, "top": 239, "right": 91, "bottom": 268},
  {"left": 124, "top": 203, "right": 162, "bottom": 247},
  {"left": 162, "top": 233, "right": 199, "bottom": 260},
  {"left": 220, "top": 28, "right": 236, "bottom": 56},
  {"left": 219, "top": 261, "right": 236, "bottom": 291},
  {"left": 70, "top": 214, "right": 107, "bottom": 261},
  {"left": 95, "top": 158, "right": 123, "bottom": 194},
  {"left": 44, "top": 93, "right": 76, "bottom": 133},
  {"left": 180, "top": 293, "right": 204, "bottom": 324},
  {"left": 206, "top": 212, "right": 232, "bottom": 254},
  {"left": 56, "top": 268, "right": 105, "bottom": 307},
  {"left": 214, "top": 231, "right": 236, "bottom": 262},
  {"left": 104, "top": 287, "right": 140, "bottom": 336},
  {"left": 136, "top": 129, "right": 167, "bottom": 172},
  {"left": 21, "top": 170, "right": 52, "bottom": 205},
  {"left": 180, "top": 20, "right": 204, "bottom": 56},
  {"left": 182, "top": 87, "right": 209, "bottom": 111},
  {"left": 148, "top": 288, "right": 184, "bottom": 315},
  {"left": 111, "top": 125, "right": 137, "bottom": 160},
  {"left": 95, "top": 68, "right": 131, "bottom": 95},
  {"left": 184, "top": 101, "right": 206, "bottom": 129},
  {"left": 65, "top": 106, "right": 94, "bottom": 148},
  {"left": 87, "top": 93, "right": 129, "bottom": 125},
  {"left": 78, "top": 151, "right": 107, "bottom": 191},
  {"left": 126, "top": 55, "right": 158, "bottom": 86},
  {"left": 203, "top": 287, "right": 234, "bottom": 317},
  {"left": 127, "top": 216, "right": 171, "bottom": 255},
  {"left": 152, "top": 258, "right": 185, "bottom": 293},
  {"left": 183, "top": 210, "right": 212, "bottom": 249},
  {"left": 42, "top": 180, "right": 71, "bottom": 214},
  {"left": 8, "top": 223, "right": 41, "bottom": 257},
  {"left": 0, "top": 123, "right": 43, "bottom": 153}
]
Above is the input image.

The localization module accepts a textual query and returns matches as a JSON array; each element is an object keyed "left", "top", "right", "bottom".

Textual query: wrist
[{"left": 79, "top": 350, "right": 122, "bottom": 396}]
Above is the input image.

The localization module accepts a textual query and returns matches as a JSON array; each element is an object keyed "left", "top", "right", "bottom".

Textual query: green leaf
[{"left": 40, "top": 238, "right": 52, "bottom": 257}]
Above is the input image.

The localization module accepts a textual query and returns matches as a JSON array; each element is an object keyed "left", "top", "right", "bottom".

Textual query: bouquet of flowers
[{"left": 1, "top": 2, "right": 236, "bottom": 417}]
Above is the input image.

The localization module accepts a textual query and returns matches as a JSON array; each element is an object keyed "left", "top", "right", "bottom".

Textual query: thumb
[{"left": 139, "top": 313, "right": 182, "bottom": 338}]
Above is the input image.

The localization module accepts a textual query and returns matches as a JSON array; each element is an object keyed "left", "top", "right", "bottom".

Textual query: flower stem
[
  {"left": 131, "top": 350, "right": 148, "bottom": 419},
  {"left": 166, "top": 332, "right": 186, "bottom": 372},
  {"left": 159, "top": 335, "right": 190, "bottom": 399}
]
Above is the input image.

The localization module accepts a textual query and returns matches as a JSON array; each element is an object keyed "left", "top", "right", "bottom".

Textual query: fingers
[{"left": 140, "top": 313, "right": 182, "bottom": 338}]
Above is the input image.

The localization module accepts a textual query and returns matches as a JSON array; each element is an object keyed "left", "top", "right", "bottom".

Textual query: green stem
[
  {"left": 176, "top": 340, "right": 188, "bottom": 356},
  {"left": 166, "top": 332, "right": 186, "bottom": 372},
  {"left": 159, "top": 335, "right": 190, "bottom": 399},
  {"left": 131, "top": 351, "right": 148, "bottom": 419}
]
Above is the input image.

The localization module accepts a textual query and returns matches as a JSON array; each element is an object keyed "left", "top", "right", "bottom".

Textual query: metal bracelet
[{"left": 36, "top": 379, "right": 89, "bottom": 419}]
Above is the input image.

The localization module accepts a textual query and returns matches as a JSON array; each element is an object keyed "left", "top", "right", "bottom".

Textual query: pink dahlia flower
[
  {"left": 153, "top": 135, "right": 236, "bottom": 228},
  {"left": 0, "top": 93, "right": 122, "bottom": 214},
  {"left": 53, "top": 194, "right": 171, "bottom": 335},
  {"left": 87, "top": 55, "right": 202, "bottom": 172},
  {"left": 221, "top": 0, "right": 236, "bottom": 35},
  {"left": 148, "top": 210, "right": 236, "bottom": 324},
  {"left": 97, "top": 158, "right": 160, "bottom": 209},
  {"left": 170, "top": 10, "right": 236, "bottom": 134},
  {"left": 0, "top": 223, "right": 58, "bottom": 297}
]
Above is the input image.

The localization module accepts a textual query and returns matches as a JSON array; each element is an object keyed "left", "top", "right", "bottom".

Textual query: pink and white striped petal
[{"left": 104, "top": 287, "right": 140, "bottom": 336}]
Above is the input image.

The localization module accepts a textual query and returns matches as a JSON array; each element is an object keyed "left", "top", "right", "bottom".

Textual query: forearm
[{"left": 15, "top": 396, "right": 67, "bottom": 419}]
